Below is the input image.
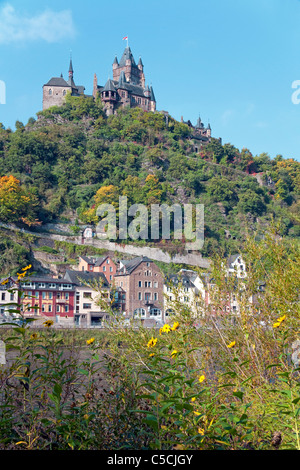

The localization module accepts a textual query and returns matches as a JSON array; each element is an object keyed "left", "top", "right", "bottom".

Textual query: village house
[
  {"left": 164, "top": 269, "right": 206, "bottom": 320},
  {"left": 64, "top": 270, "right": 111, "bottom": 328},
  {"left": 17, "top": 276, "right": 76, "bottom": 327},
  {"left": 76, "top": 255, "right": 117, "bottom": 283},
  {"left": 113, "top": 256, "right": 164, "bottom": 326},
  {"left": 0, "top": 277, "right": 19, "bottom": 323}
]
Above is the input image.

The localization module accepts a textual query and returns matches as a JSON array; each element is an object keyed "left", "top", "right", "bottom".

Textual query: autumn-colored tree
[
  {"left": 143, "top": 174, "right": 164, "bottom": 205},
  {"left": 81, "top": 184, "right": 120, "bottom": 224},
  {"left": 0, "top": 175, "right": 39, "bottom": 225}
]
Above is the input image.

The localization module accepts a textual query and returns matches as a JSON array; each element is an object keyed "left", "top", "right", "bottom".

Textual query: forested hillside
[{"left": 0, "top": 93, "right": 299, "bottom": 273}]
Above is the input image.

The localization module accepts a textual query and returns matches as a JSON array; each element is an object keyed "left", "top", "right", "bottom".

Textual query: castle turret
[
  {"left": 68, "top": 57, "right": 76, "bottom": 88},
  {"left": 150, "top": 85, "right": 156, "bottom": 111},
  {"left": 93, "top": 73, "right": 98, "bottom": 99},
  {"left": 101, "top": 78, "right": 117, "bottom": 115},
  {"left": 207, "top": 122, "right": 211, "bottom": 137}
]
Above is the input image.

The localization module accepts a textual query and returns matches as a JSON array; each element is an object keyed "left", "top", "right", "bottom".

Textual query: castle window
[
  {"left": 49, "top": 89, "right": 52, "bottom": 95},
  {"left": 63, "top": 90, "right": 66, "bottom": 96}
]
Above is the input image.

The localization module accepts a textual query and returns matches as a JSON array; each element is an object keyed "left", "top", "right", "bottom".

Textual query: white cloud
[
  {"left": 221, "top": 109, "right": 235, "bottom": 126},
  {"left": 0, "top": 4, "right": 76, "bottom": 44}
]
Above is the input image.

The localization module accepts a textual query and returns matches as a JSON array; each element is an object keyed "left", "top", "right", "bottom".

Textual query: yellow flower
[
  {"left": 159, "top": 324, "right": 171, "bottom": 334},
  {"left": 273, "top": 315, "right": 286, "bottom": 328},
  {"left": 171, "top": 349, "right": 178, "bottom": 358},
  {"left": 227, "top": 341, "right": 236, "bottom": 348},
  {"left": 17, "top": 271, "right": 26, "bottom": 279},
  {"left": 30, "top": 333, "right": 38, "bottom": 340},
  {"left": 194, "top": 411, "right": 201, "bottom": 416},
  {"left": 149, "top": 352, "right": 155, "bottom": 357},
  {"left": 21, "top": 265, "right": 32, "bottom": 271},
  {"left": 198, "top": 428, "right": 205, "bottom": 435},
  {"left": 43, "top": 320, "right": 54, "bottom": 328},
  {"left": 1, "top": 279, "right": 9, "bottom": 285},
  {"left": 147, "top": 337, "right": 157, "bottom": 348},
  {"left": 191, "top": 397, "right": 196, "bottom": 402},
  {"left": 171, "top": 321, "right": 179, "bottom": 331},
  {"left": 86, "top": 337, "right": 95, "bottom": 345},
  {"left": 199, "top": 374, "right": 205, "bottom": 383}
]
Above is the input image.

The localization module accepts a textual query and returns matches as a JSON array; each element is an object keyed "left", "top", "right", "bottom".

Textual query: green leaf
[
  {"left": 143, "top": 415, "right": 159, "bottom": 432},
  {"left": 233, "top": 391, "right": 244, "bottom": 401}
]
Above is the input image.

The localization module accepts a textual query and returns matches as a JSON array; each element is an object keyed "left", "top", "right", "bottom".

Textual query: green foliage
[{"left": 0, "top": 102, "right": 298, "bottom": 260}]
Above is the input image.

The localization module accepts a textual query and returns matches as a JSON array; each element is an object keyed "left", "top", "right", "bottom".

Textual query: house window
[
  {"left": 154, "top": 282, "right": 158, "bottom": 288},
  {"left": 63, "top": 90, "right": 66, "bottom": 96},
  {"left": 150, "top": 308, "right": 161, "bottom": 316},
  {"left": 134, "top": 308, "right": 145, "bottom": 316},
  {"left": 138, "top": 281, "right": 142, "bottom": 287},
  {"left": 49, "top": 89, "right": 52, "bottom": 95},
  {"left": 42, "top": 292, "right": 46, "bottom": 300},
  {"left": 1, "top": 293, "right": 5, "bottom": 301},
  {"left": 65, "top": 305, "right": 69, "bottom": 313},
  {"left": 56, "top": 305, "right": 60, "bottom": 313},
  {"left": 103, "top": 266, "right": 106, "bottom": 271},
  {"left": 48, "top": 305, "right": 52, "bottom": 312},
  {"left": 49, "top": 292, "right": 53, "bottom": 300},
  {"left": 154, "top": 292, "right": 158, "bottom": 301},
  {"left": 83, "top": 303, "right": 91, "bottom": 309},
  {"left": 42, "top": 304, "right": 46, "bottom": 312},
  {"left": 138, "top": 292, "right": 142, "bottom": 300}
]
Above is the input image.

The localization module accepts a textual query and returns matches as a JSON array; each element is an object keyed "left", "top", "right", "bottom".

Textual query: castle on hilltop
[
  {"left": 42, "top": 45, "right": 213, "bottom": 146},
  {"left": 92, "top": 46, "right": 156, "bottom": 115},
  {"left": 42, "top": 45, "right": 156, "bottom": 115}
]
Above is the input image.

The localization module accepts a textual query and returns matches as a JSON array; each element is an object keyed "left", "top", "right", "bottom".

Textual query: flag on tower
[{"left": 122, "top": 36, "right": 128, "bottom": 40}]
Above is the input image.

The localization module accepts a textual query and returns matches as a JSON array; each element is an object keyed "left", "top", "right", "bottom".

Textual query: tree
[
  {"left": 0, "top": 175, "right": 39, "bottom": 225},
  {"left": 237, "top": 190, "right": 266, "bottom": 216},
  {"left": 207, "top": 177, "right": 238, "bottom": 207}
]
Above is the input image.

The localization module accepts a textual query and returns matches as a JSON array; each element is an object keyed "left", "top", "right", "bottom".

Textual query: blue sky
[{"left": 0, "top": 0, "right": 300, "bottom": 161}]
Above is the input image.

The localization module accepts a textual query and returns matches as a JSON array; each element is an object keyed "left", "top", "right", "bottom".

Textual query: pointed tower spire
[{"left": 67, "top": 52, "right": 76, "bottom": 88}]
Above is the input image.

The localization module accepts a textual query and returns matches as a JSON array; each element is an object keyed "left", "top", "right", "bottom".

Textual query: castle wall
[{"left": 43, "top": 86, "right": 70, "bottom": 110}]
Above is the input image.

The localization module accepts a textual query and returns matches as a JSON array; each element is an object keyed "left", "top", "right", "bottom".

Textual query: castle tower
[
  {"left": 94, "top": 45, "right": 156, "bottom": 115},
  {"left": 42, "top": 57, "right": 85, "bottom": 111}
]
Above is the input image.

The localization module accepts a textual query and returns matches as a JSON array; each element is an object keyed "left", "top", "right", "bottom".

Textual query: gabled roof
[
  {"left": 79, "top": 255, "right": 108, "bottom": 266},
  {"left": 165, "top": 273, "right": 196, "bottom": 289},
  {"left": 44, "top": 77, "right": 71, "bottom": 87},
  {"left": 227, "top": 254, "right": 241, "bottom": 267},
  {"left": 64, "top": 270, "right": 109, "bottom": 287},
  {"left": 117, "top": 256, "right": 153, "bottom": 275}
]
